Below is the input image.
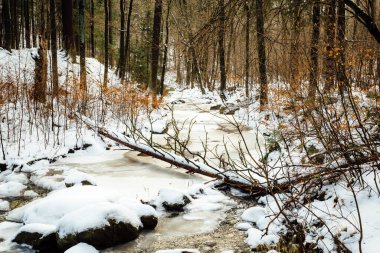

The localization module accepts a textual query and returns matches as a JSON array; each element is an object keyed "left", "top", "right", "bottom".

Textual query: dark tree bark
[
  {"left": 256, "top": 0, "right": 268, "bottom": 108},
  {"left": 289, "top": 0, "right": 302, "bottom": 93},
  {"left": 218, "top": 0, "right": 227, "bottom": 99},
  {"left": 117, "top": 0, "right": 126, "bottom": 80},
  {"left": 50, "top": 0, "right": 59, "bottom": 98},
  {"left": 31, "top": 0, "right": 36, "bottom": 47},
  {"left": 104, "top": 0, "right": 109, "bottom": 88},
  {"left": 0, "top": 1, "right": 2, "bottom": 46},
  {"left": 108, "top": 0, "right": 113, "bottom": 66},
  {"left": 10, "top": 0, "right": 18, "bottom": 48},
  {"left": 124, "top": 0, "right": 134, "bottom": 79},
  {"left": 150, "top": 0, "right": 162, "bottom": 94},
  {"left": 90, "top": 0, "right": 95, "bottom": 57},
  {"left": 78, "top": 0, "right": 87, "bottom": 98},
  {"left": 159, "top": 0, "right": 171, "bottom": 95},
  {"left": 108, "top": 0, "right": 113, "bottom": 44},
  {"left": 244, "top": 1, "right": 250, "bottom": 98},
  {"left": 344, "top": 0, "right": 380, "bottom": 43},
  {"left": 324, "top": 0, "right": 336, "bottom": 92},
  {"left": 309, "top": 0, "right": 321, "bottom": 100},
  {"left": 336, "top": 0, "right": 348, "bottom": 90},
  {"left": 61, "top": 0, "right": 75, "bottom": 59},
  {"left": 24, "top": 0, "right": 31, "bottom": 48},
  {"left": 33, "top": 0, "right": 47, "bottom": 104},
  {"left": 2, "top": 0, "right": 11, "bottom": 51}
]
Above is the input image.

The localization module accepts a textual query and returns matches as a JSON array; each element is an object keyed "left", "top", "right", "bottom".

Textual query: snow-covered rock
[
  {"left": 153, "top": 188, "right": 191, "bottom": 212},
  {"left": 0, "top": 181, "right": 26, "bottom": 198},
  {"left": 57, "top": 202, "right": 142, "bottom": 251},
  {"left": 235, "top": 222, "right": 253, "bottom": 231},
  {"left": 12, "top": 223, "right": 57, "bottom": 252},
  {"left": 241, "top": 206, "right": 270, "bottom": 230},
  {"left": 245, "top": 227, "right": 279, "bottom": 249},
  {"left": 20, "top": 186, "right": 120, "bottom": 225},
  {"left": 7, "top": 185, "right": 160, "bottom": 251},
  {"left": 0, "top": 200, "right": 10, "bottom": 211},
  {"left": 64, "top": 169, "right": 96, "bottom": 187},
  {"left": 119, "top": 198, "right": 158, "bottom": 229}
]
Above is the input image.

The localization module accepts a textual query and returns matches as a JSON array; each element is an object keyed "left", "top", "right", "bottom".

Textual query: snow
[
  {"left": 0, "top": 171, "right": 29, "bottom": 184},
  {"left": 245, "top": 227, "right": 279, "bottom": 249},
  {"left": 0, "top": 222, "right": 23, "bottom": 252},
  {"left": 20, "top": 186, "right": 122, "bottom": 225},
  {"left": 23, "top": 190, "right": 39, "bottom": 198},
  {"left": 64, "top": 243, "right": 99, "bottom": 253},
  {"left": 63, "top": 169, "right": 97, "bottom": 186},
  {"left": 57, "top": 202, "right": 142, "bottom": 237},
  {"left": 118, "top": 198, "right": 157, "bottom": 218},
  {"left": 0, "top": 48, "right": 120, "bottom": 91},
  {"left": 241, "top": 206, "right": 270, "bottom": 230},
  {"left": 155, "top": 188, "right": 191, "bottom": 207},
  {"left": 16, "top": 223, "right": 56, "bottom": 237},
  {"left": 0, "top": 200, "right": 10, "bottom": 211},
  {"left": 0, "top": 181, "right": 26, "bottom": 198},
  {"left": 234, "top": 222, "right": 252, "bottom": 231}
]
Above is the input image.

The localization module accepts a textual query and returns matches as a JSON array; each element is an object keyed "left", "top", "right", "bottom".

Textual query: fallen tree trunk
[
  {"left": 77, "top": 114, "right": 362, "bottom": 197},
  {"left": 76, "top": 114, "right": 268, "bottom": 192}
]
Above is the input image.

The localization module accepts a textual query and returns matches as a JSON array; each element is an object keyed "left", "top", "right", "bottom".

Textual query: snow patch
[{"left": 64, "top": 243, "right": 99, "bottom": 253}]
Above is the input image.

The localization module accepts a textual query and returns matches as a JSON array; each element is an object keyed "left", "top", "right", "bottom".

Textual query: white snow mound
[
  {"left": 64, "top": 243, "right": 99, "bottom": 253},
  {"left": 57, "top": 202, "right": 142, "bottom": 237}
]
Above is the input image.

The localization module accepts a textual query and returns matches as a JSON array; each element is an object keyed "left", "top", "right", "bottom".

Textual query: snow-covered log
[
  {"left": 76, "top": 114, "right": 354, "bottom": 196},
  {"left": 76, "top": 113, "right": 265, "bottom": 193}
]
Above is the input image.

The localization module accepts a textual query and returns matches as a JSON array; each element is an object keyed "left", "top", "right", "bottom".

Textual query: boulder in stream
[
  {"left": 119, "top": 199, "right": 158, "bottom": 230},
  {"left": 56, "top": 202, "right": 142, "bottom": 251},
  {"left": 12, "top": 223, "right": 58, "bottom": 252},
  {"left": 154, "top": 188, "right": 191, "bottom": 212}
]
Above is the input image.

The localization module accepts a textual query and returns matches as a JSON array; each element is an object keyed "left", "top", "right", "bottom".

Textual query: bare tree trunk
[
  {"left": 218, "top": 0, "right": 227, "bottom": 99},
  {"left": 176, "top": 44, "right": 182, "bottom": 84},
  {"left": 2, "top": 0, "right": 11, "bottom": 51},
  {"left": 108, "top": 0, "right": 113, "bottom": 66},
  {"left": 33, "top": 0, "right": 47, "bottom": 104},
  {"left": 244, "top": 1, "right": 250, "bottom": 98},
  {"left": 324, "top": 0, "right": 336, "bottom": 92},
  {"left": 150, "top": 0, "right": 162, "bottom": 96},
  {"left": 61, "top": 0, "right": 75, "bottom": 59},
  {"left": 90, "top": 0, "right": 95, "bottom": 57},
  {"left": 159, "top": 0, "right": 171, "bottom": 96},
  {"left": 344, "top": 0, "right": 380, "bottom": 43},
  {"left": 78, "top": 0, "right": 87, "bottom": 106},
  {"left": 124, "top": 0, "right": 133, "bottom": 80},
  {"left": 118, "top": 0, "right": 126, "bottom": 81},
  {"left": 50, "top": 0, "right": 59, "bottom": 98},
  {"left": 31, "top": 0, "right": 36, "bottom": 47},
  {"left": 104, "top": 0, "right": 109, "bottom": 89},
  {"left": 256, "top": 0, "right": 268, "bottom": 108},
  {"left": 24, "top": 0, "right": 31, "bottom": 48},
  {"left": 309, "top": 0, "right": 321, "bottom": 100},
  {"left": 289, "top": 0, "right": 302, "bottom": 93},
  {"left": 336, "top": 0, "right": 348, "bottom": 90},
  {"left": 10, "top": 0, "right": 18, "bottom": 49}
]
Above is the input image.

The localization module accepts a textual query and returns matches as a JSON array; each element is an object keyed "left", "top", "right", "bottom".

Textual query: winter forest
[{"left": 0, "top": 0, "right": 379, "bottom": 252}]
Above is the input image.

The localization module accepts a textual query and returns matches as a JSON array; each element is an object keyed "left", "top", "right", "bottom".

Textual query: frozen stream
[
  {"left": 53, "top": 99, "right": 261, "bottom": 251},
  {"left": 0, "top": 96, "right": 262, "bottom": 252}
]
